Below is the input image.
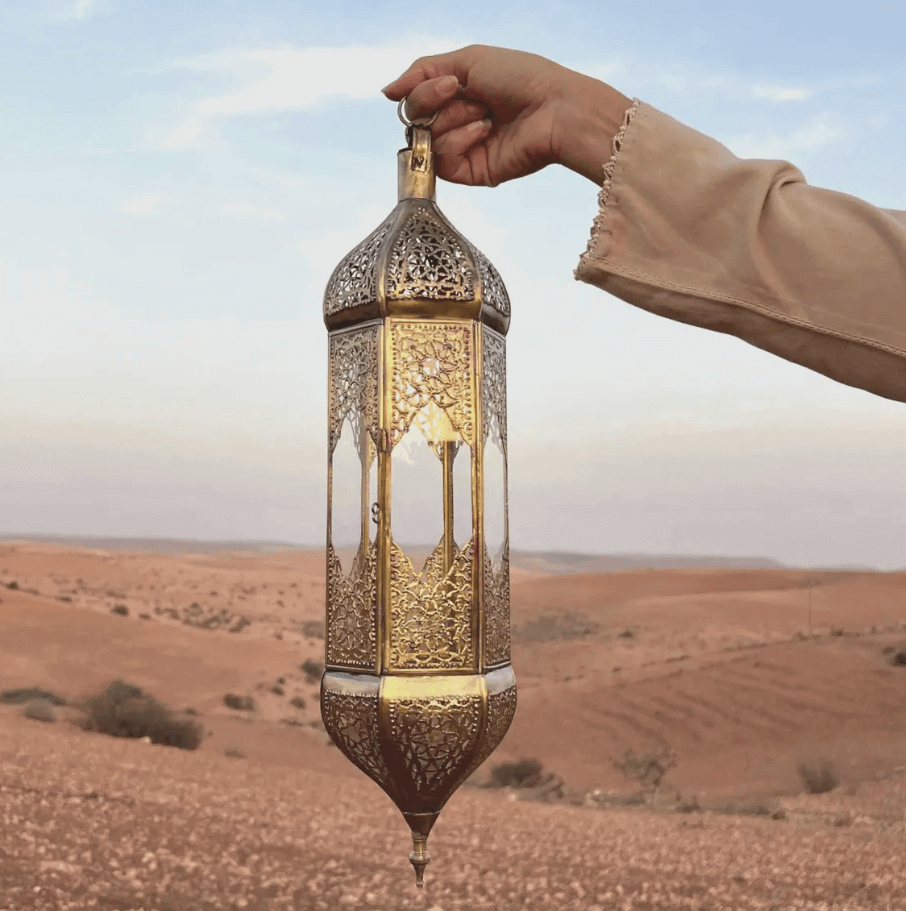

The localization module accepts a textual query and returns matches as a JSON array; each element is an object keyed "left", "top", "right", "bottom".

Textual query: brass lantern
[{"left": 320, "top": 100, "right": 515, "bottom": 887}]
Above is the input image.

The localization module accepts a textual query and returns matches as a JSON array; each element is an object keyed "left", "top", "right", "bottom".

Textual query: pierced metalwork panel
[
  {"left": 465, "top": 239, "right": 510, "bottom": 319},
  {"left": 323, "top": 214, "right": 396, "bottom": 316},
  {"left": 483, "top": 541, "right": 511, "bottom": 667},
  {"left": 389, "top": 321, "right": 474, "bottom": 449},
  {"left": 322, "top": 689, "right": 389, "bottom": 787},
  {"left": 388, "top": 694, "right": 482, "bottom": 799},
  {"left": 388, "top": 537, "right": 474, "bottom": 671},
  {"left": 469, "top": 684, "right": 517, "bottom": 779},
  {"left": 326, "top": 541, "right": 378, "bottom": 668},
  {"left": 480, "top": 327, "right": 507, "bottom": 453},
  {"left": 328, "top": 325, "right": 380, "bottom": 455},
  {"left": 385, "top": 205, "right": 476, "bottom": 301}
]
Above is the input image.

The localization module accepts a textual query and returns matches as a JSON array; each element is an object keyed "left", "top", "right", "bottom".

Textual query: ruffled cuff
[{"left": 574, "top": 97, "right": 642, "bottom": 278}]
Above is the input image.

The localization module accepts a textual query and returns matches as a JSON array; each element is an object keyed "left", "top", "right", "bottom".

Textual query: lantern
[{"left": 320, "top": 99, "right": 515, "bottom": 887}]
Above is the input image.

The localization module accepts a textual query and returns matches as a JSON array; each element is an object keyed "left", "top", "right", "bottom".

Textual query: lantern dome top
[{"left": 323, "top": 123, "right": 510, "bottom": 334}]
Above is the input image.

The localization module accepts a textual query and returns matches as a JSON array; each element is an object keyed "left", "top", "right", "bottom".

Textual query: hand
[{"left": 381, "top": 44, "right": 570, "bottom": 188}]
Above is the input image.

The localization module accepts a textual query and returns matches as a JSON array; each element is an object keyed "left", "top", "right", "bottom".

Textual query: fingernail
[
  {"left": 440, "top": 75, "right": 459, "bottom": 91},
  {"left": 381, "top": 81, "right": 395, "bottom": 94}
]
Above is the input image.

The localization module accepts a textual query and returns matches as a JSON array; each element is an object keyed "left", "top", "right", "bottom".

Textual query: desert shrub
[
  {"left": 78, "top": 680, "right": 203, "bottom": 750},
  {"left": 224, "top": 693, "right": 255, "bottom": 712},
  {"left": 675, "top": 795, "right": 701, "bottom": 814},
  {"left": 1, "top": 686, "right": 67, "bottom": 706},
  {"left": 22, "top": 699, "right": 56, "bottom": 723},
  {"left": 487, "top": 759, "right": 545, "bottom": 789},
  {"left": 890, "top": 649, "right": 906, "bottom": 667},
  {"left": 290, "top": 696, "right": 306, "bottom": 710},
  {"left": 798, "top": 761, "right": 838, "bottom": 794},
  {"left": 513, "top": 610, "right": 601, "bottom": 644},
  {"left": 611, "top": 738, "right": 678, "bottom": 802},
  {"left": 617, "top": 629, "right": 635, "bottom": 639},
  {"left": 5, "top": 581, "right": 18, "bottom": 590},
  {"left": 271, "top": 685, "right": 284, "bottom": 696},
  {"left": 223, "top": 746, "right": 246, "bottom": 759},
  {"left": 301, "top": 659, "right": 324, "bottom": 682},
  {"left": 301, "top": 620, "right": 325, "bottom": 640},
  {"left": 111, "top": 604, "right": 129, "bottom": 616}
]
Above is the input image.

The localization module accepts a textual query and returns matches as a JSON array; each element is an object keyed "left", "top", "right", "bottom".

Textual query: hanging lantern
[{"left": 320, "top": 99, "right": 516, "bottom": 887}]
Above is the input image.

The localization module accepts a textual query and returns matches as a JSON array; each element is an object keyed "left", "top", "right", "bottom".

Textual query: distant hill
[
  {"left": 0, "top": 535, "right": 300, "bottom": 555},
  {"left": 0, "top": 534, "right": 889, "bottom": 571}
]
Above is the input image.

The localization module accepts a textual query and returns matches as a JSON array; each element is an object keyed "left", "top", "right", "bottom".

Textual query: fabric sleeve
[{"left": 574, "top": 99, "right": 906, "bottom": 404}]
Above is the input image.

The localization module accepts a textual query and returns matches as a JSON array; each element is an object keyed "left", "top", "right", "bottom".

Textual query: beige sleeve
[{"left": 574, "top": 99, "right": 906, "bottom": 404}]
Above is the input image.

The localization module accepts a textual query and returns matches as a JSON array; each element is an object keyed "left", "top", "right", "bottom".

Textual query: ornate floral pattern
[
  {"left": 483, "top": 541, "right": 511, "bottom": 668},
  {"left": 321, "top": 690, "right": 389, "bottom": 787},
  {"left": 389, "top": 695, "right": 482, "bottom": 798},
  {"left": 329, "top": 326, "right": 380, "bottom": 456},
  {"left": 466, "top": 685, "right": 517, "bottom": 779},
  {"left": 481, "top": 327, "right": 507, "bottom": 453},
  {"left": 326, "top": 541, "right": 378, "bottom": 668},
  {"left": 464, "top": 239, "right": 510, "bottom": 319},
  {"left": 323, "top": 214, "right": 396, "bottom": 316},
  {"left": 389, "top": 321, "right": 474, "bottom": 449},
  {"left": 388, "top": 536, "right": 474, "bottom": 670},
  {"left": 385, "top": 206, "right": 475, "bottom": 301}
]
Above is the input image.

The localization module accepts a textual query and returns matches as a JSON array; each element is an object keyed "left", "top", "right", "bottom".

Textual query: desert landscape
[{"left": 1, "top": 536, "right": 905, "bottom": 910}]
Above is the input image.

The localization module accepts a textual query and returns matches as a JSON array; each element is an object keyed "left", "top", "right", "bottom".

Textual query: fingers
[
  {"left": 433, "top": 118, "right": 492, "bottom": 159},
  {"left": 395, "top": 74, "right": 461, "bottom": 123}
]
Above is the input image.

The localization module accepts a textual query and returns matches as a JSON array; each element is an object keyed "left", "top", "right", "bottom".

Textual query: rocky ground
[{"left": 2, "top": 710, "right": 906, "bottom": 911}]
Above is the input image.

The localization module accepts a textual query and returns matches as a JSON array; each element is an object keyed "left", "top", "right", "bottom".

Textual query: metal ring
[{"left": 397, "top": 96, "right": 439, "bottom": 128}]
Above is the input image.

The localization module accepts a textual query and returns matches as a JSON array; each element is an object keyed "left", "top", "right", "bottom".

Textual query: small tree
[{"left": 611, "top": 738, "right": 677, "bottom": 804}]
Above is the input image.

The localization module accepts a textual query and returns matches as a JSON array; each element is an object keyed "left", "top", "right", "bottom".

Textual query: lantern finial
[{"left": 408, "top": 832, "right": 430, "bottom": 887}]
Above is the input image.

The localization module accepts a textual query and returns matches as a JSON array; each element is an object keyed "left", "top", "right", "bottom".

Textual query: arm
[{"left": 560, "top": 80, "right": 906, "bottom": 404}]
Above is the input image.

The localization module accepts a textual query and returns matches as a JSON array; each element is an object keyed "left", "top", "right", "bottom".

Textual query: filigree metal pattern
[
  {"left": 389, "top": 537, "right": 474, "bottom": 670},
  {"left": 481, "top": 328, "right": 507, "bottom": 452},
  {"left": 386, "top": 206, "right": 476, "bottom": 301},
  {"left": 329, "top": 326, "right": 380, "bottom": 455},
  {"left": 326, "top": 541, "right": 378, "bottom": 668},
  {"left": 483, "top": 541, "right": 511, "bottom": 667},
  {"left": 468, "top": 685, "right": 517, "bottom": 779},
  {"left": 465, "top": 240, "right": 510, "bottom": 318},
  {"left": 323, "top": 214, "right": 396, "bottom": 316},
  {"left": 322, "top": 691, "right": 388, "bottom": 786},
  {"left": 389, "top": 695, "right": 482, "bottom": 797},
  {"left": 389, "top": 321, "right": 474, "bottom": 449}
]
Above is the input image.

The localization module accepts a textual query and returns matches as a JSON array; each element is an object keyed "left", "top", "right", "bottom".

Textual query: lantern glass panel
[
  {"left": 483, "top": 413, "right": 507, "bottom": 572},
  {"left": 391, "top": 421, "right": 472, "bottom": 573},
  {"left": 331, "top": 413, "right": 375, "bottom": 575}
]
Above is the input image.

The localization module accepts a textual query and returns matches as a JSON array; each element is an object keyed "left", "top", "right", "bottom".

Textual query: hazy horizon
[{"left": 1, "top": 1, "right": 903, "bottom": 570}]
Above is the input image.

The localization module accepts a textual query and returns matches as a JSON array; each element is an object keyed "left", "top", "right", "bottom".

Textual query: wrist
[{"left": 553, "top": 71, "right": 634, "bottom": 185}]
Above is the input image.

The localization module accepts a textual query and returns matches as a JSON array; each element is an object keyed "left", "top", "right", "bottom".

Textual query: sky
[{"left": 0, "top": 0, "right": 904, "bottom": 569}]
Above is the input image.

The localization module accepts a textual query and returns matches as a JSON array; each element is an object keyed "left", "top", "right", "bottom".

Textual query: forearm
[{"left": 554, "top": 70, "right": 635, "bottom": 185}]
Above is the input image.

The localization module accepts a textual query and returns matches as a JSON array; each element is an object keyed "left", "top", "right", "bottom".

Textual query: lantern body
[{"left": 321, "top": 125, "right": 515, "bottom": 884}]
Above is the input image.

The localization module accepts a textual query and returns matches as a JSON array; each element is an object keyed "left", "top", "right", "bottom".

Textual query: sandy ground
[{"left": 1, "top": 541, "right": 905, "bottom": 909}]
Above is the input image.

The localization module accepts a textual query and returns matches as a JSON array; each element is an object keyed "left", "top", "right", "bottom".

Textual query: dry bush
[
  {"left": 512, "top": 610, "right": 602, "bottom": 644},
  {"left": 224, "top": 693, "right": 255, "bottom": 712},
  {"left": 611, "top": 738, "right": 678, "bottom": 803},
  {"left": 798, "top": 761, "right": 839, "bottom": 794},
  {"left": 22, "top": 699, "right": 57, "bottom": 723},
  {"left": 1, "top": 686, "right": 67, "bottom": 706},
  {"left": 77, "top": 680, "right": 203, "bottom": 750},
  {"left": 487, "top": 759, "right": 545, "bottom": 789},
  {"left": 301, "top": 659, "right": 324, "bottom": 682}
]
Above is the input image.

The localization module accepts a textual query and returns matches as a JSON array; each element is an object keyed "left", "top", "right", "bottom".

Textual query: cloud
[
  {"left": 221, "top": 202, "right": 285, "bottom": 222},
  {"left": 750, "top": 85, "right": 811, "bottom": 102},
  {"left": 156, "top": 36, "right": 464, "bottom": 150},
  {"left": 718, "top": 115, "right": 846, "bottom": 160},
  {"left": 119, "top": 194, "right": 166, "bottom": 215},
  {"left": 54, "top": 0, "right": 100, "bottom": 19}
]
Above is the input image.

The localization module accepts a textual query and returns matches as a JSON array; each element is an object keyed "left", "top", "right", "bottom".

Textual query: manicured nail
[{"left": 439, "top": 75, "right": 459, "bottom": 91}]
